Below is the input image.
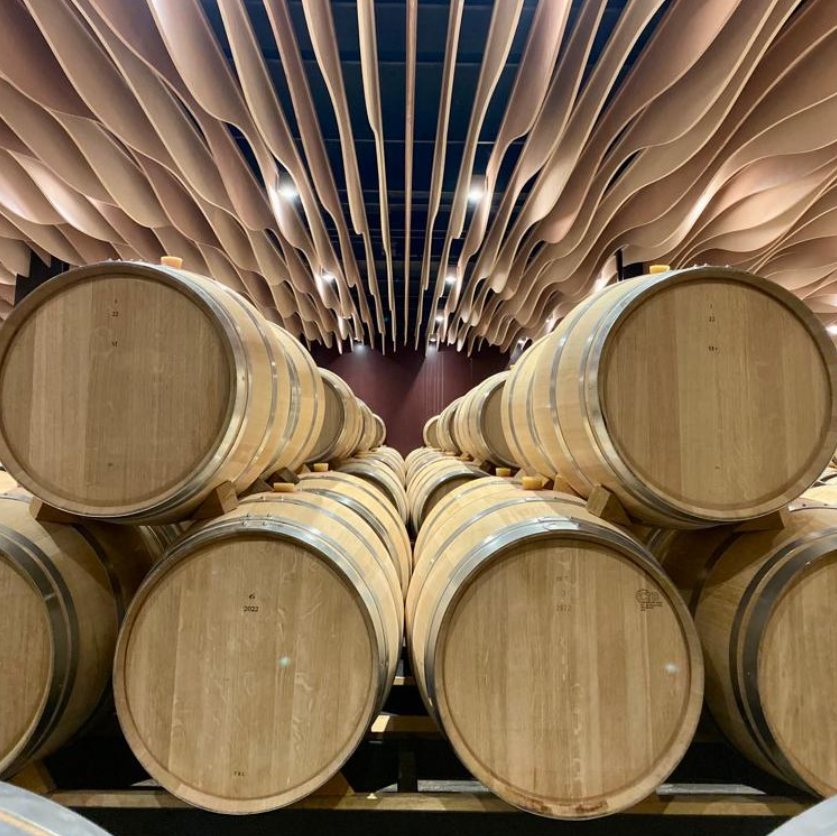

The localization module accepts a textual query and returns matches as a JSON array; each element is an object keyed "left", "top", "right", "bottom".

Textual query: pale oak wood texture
[
  {"left": 0, "top": 261, "right": 325, "bottom": 523},
  {"left": 407, "top": 478, "right": 703, "bottom": 819},
  {"left": 113, "top": 491, "right": 403, "bottom": 814},
  {"left": 649, "top": 505, "right": 837, "bottom": 796},
  {"left": 502, "top": 267, "right": 837, "bottom": 526}
]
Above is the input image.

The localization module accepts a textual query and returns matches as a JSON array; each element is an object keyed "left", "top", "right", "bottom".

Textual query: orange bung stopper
[
  {"left": 160, "top": 255, "right": 183, "bottom": 269},
  {"left": 648, "top": 264, "right": 670, "bottom": 274}
]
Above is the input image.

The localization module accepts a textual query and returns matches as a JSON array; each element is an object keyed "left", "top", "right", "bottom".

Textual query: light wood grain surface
[
  {"left": 113, "top": 492, "right": 403, "bottom": 813},
  {"left": 407, "top": 479, "right": 703, "bottom": 818}
]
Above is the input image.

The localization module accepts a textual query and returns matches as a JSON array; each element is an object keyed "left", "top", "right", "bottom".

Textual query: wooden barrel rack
[{"left": 9, "top": 665, "right": 814, "bottom": 836}]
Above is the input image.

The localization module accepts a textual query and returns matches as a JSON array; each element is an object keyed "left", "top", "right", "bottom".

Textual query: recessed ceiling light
[
  {"left": 445, "top": 274, "right": 456, "bottom": 286},
  {"left": 322, "top": 272, "right": 336, "bottom": 284},
  {"left": 278, "top": 173, "right": 298, "bottom": 200},
  {"left": 435, "top": 314, "right": 444, "bottom": 323},
  {"left": 828, "top": 324, "right": 837, "bottom": 335},
  {"left": 467, "top": 185, "right": 484, "bottom": 205}
]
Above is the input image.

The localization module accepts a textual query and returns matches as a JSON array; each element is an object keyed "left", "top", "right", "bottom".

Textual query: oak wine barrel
[
  {"left": 405, "top": 447, "right": 447, "bottom": 483},
  {"left": 114, "top": 491, "right": 403, "bottom": 813},
  {"left": 648, "top": 505, "right": 837, "bottom": 796},
  {"left": 0, "top": 490, "right": 170, "bottom": 778},
  {"left": 502, "top": 267, "right": 837, "bottom": 527},
  {"left": 436, "top": 397, "right": 464, "bottom": 453},
  {"left": 355, "top": 446, "right": 406, "bottom": 485},
  {"left": 334, "top": 458, "right": 409, "bottom": 523},
  {"left": 297, "top": 471, "right": 411, "bottom": 594},
  {"left": 356, "top": 401, "right": 378, "bottom": 453},
  {"left": 371, "top": 414, "right": 386, "bottom": 448},
  {"left": 407, "top": 457, "right": 487, "bottom": 532},
  {"left": 407, "top": 479, "right": 703, "bottom": 818},
  {"left": 817, "top": 467, "right": 837, "bottom": 486},
  {"left": 454, "top": 372, "right": 516, "bottom": 468},
  {"left": 0, "top": 261, "right": 324, "bottom": 523},
  {"left": 0, "top": 784, "right": 115, "bottom": 836},
  {"left": 306, "top": 369, "right": 364, "bottom": 463},
  {"left": 423, "top": 416, "right": 441, "bottom": 448}
]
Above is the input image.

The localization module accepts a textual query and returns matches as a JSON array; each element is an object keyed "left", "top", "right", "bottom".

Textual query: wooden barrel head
[
  {"left": 0, "top": 269, "right": 234, "bottom": 515},
  {"left": 758, "top": 553, "right": 837, "bottom": 795},
  {"left": 434, "top": 539, "right": 699, "bottom": 818},
  {"left": 598, "top": 277, "right": 835, "bottom": 518},
  {"left": 0, "top": 556, "right": 51, "bottom": 772},
  {"left": 115, "top": 536, "right": 378, "bottom": 813}
]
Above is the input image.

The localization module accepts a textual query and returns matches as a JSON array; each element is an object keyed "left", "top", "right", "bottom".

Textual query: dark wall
[{"left": 310, "top": 343, "right": 510, "bottom": 455}]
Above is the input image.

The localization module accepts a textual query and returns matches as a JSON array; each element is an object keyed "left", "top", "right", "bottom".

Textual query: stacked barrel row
[
  {"left": 0, "top": 259, "right": 387, "bottom": 524},
  {"left": 418, "top": 265, "right": 837, "bottom": 810},
  {"left": 0, "top": 260, "right": 402, "bottom": 813}
]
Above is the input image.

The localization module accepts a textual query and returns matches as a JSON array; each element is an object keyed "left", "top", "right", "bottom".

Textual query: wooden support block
[
  {"left": 9, "top": 761, "right": 56, "bottom": 795},
  {"left": 734, "top": 508, "right": 791, "bottom": 532},
  {"left": 551, "top": 474, "right": 577, "bottom": 496},
  {"left": 192, "top": 481, "right": 238, "bottom": 520},
  {"left": 586, "top": 485, "right": 632, "bottom": 526},
  {"left": 240, "top": 478, "right": 272, "bottom": 498},
  {"left": 271, "top": 467, "right": 300, "bottom": 484},
  {"left": 29, "top": 498, "right": 81, "bottom": 525}
]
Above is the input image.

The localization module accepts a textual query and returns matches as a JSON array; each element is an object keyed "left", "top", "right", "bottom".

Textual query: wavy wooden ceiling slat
[
  {"left": 300, "top": 0, "right": 385, "bottom": 344},
  {"left": 0, "top": 0, "right": 835, "bottom": 335},
  {"left": 402, "top": 0, "right": 417, "bottom": 344},
  {"left": 413, "top": 0, "right": 463, "bottom": 348}
]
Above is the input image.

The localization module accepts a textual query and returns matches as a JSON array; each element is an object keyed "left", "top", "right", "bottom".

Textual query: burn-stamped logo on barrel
[{"left": 635, "top": 588, "right": 662, "bottom": 611}]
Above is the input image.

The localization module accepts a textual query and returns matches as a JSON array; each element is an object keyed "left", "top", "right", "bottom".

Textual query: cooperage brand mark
[{"left": 635, "top": 589, "right": 662, "bottom": 611}]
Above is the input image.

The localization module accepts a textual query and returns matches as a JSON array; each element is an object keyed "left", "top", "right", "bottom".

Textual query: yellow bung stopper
[
  {"left": 272, "top": 482, "right": 296, "bottom": 493},
  {"left": 495, "top": 467, "right": 512, "bottom": 478},
  {"left": 312, "top": 463, "right": 329, "bottom": 473},
  {"left": 648, "top": 264, "right": 670, "bottom": 274},
  {"left": 521, "top": 476, "right": 543, "bottom": 491}
]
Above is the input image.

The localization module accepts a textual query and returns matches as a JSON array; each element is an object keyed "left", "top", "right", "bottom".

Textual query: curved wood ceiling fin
[
  {"left": 425, "top": 0, "right": 525, "bottom": 347},
  {"left": 20, "top": 0, "right": 173, "bottom": 165},
  {"left": 413, "top": 0, "right": 464, "bottom": 347},
  {"left": 403, "top": 0, "right": 417, "bottom": 343},
  {"left": 457, "top": 0, "right": 607, "bottom": 322},
  {"left": 0, "top": 236, "right": 32, "bottom": 277},
  {"left": 300, "top": 0, "right": 385, "bottom": 343},
  {"left": 0, "top": 150, "right": 65, "bottom": 225},
  {"left": 476, "top": 0, "right": 671, "bottom": 300},
  {"left": 357, "top": 0, "right": 395, "bottom": 345},
  {"left": 452, "top": 0, "right": 570, "bottom": 308},
  {"left": 264, "top": 0, "right": 370, "bottom": 341},
  {"left": 0, "top": 79, "right": 108, "bottom": 202},
  {"left": 216, "top": 0, "right": 349, "bottom": 285},
  {"left": 11, "top": 155, "right": 119, "bottom": 241}
]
